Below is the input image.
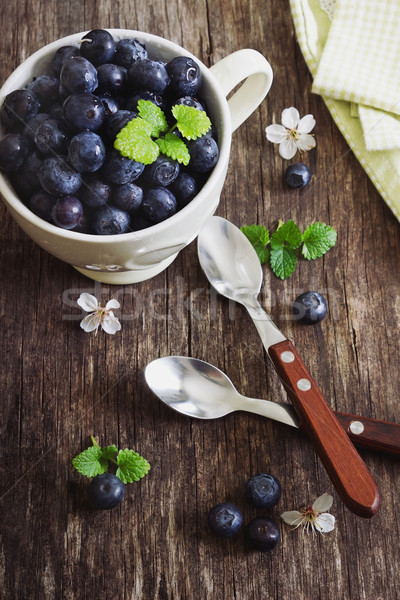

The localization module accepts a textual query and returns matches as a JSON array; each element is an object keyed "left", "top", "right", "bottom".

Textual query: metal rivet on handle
[
  {"left": 297, "top": 378, "right": 311, "bottom": 391},
  {"left": 349, "top": 421, "right": 365, "bottom": 435},
  {"left": 281, "top": 350, "right": 295, "bottom": 363}
]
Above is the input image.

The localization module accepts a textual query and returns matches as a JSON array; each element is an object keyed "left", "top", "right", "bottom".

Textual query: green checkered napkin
[{"left": 289, "top": 0, "right": 400, "bottom": 222}]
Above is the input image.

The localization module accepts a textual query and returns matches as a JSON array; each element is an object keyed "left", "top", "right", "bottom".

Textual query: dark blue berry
[
  {"left": 208, "top": 502, "right": 243, "bottom": 538},
  {"left": 87, "top": 473, "right": 125, "bottom": 510},
  {"left": 21, "top": 150, "right": 43, "bottom": 189},
  {"left": 284, "top": 163, "right": 311, "bottom": 189},
  {"left": 128, "top": 59, "right": 170, "bottom": 94},
  {"left": 34, "top": 118, "right": 68, "bottom": 155},
  {"left": 39, "top": 155, "right": 82, "bottom": 196},
  {"left": 68, "top": 131, "right": 106, "bottom": 173},
  {"left": 91, "top": 205, "right": 130, "bottom": 235},
  {"left": 80, "top": 29, "right": 116, "bottom": 67},
  {"left": 62, "top": 93, "right": 106, "bottom": 131},
  {"left": 125, "top": 90, "right": 166, "bottom": 113},
  {"left": 60, "top": 56, "right": 98, "bottom": 94},
  {"left": 23, "top": 112, "right": 51, "bottom": 142},
  {"left": 27, "top": 75, "right": 60, "bottom": 107},
  {"left": 51, "top": 45, "right": 80, "bottom": 77},
  {"left": 96, "top": 63, "right": 127, "bottom": 95},
  {"left": 142, "top": 187, "right": 177, "bottom": 223},
  {"left": 245, "top": 517, "right": 280, "bottom": 552},
  {"left": 102, "top": 149, "right": 144, "bottom": 184},
  {"left": 173, "top": 96, "right": 205, "bottom": 111},
  {"left": 78, "top": 174, "right": 111, "bottom": 208},
  {"left": 1, "top": 89, "right": 40, "bottom": 131},
  {"left": 245, "top": 473, "right": 281, "bottom": 509},
  {"left": 29, "top": 190, "right": 57, "bottom": 221},
  {"left": 51, "top": 196, "right": 84, "bottom": 229},
  {"left": 169, "top": 172, "right": 198, "bottom": 208},
  {"left": 0, "top": 133, "right": 30, "bottom": 170},
  {"left": 142, "top": 155, "right": 180, "bottom": 187},
  {"left": 166, "top": 56, "right": 202, "bottom": 97},
  {"left": 114, "top": 38, "right": 148, "bottom": 69},
  {"left": 188, "top": 136, "right": 219, "bottom": 172},
  {"left": 99, "top": 94, "right": 120, "bottom": 117},
  {"left": 293, "top": 291, "right": 327, "bottom": 325},
  {"left": 112, "top": 182, "right": 143, "bottom": 211},
  {"left": 105, "top": 109, "right": 136, "bottom": 142}
]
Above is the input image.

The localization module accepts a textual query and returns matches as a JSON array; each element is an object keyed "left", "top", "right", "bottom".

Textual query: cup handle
[{"left": 209, "top": 49, "right": 273, "bottom": 132}]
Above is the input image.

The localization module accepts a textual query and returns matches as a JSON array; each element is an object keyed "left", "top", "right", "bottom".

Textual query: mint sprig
[
  {"left": 114, "top": 100, "right": 211, "bottom": 165},
  {"left": 72, "top": 436, "right": 150, "bottom": 484},
  {"left": 241, "top": 220, "right": 337, "bottom": 280}
]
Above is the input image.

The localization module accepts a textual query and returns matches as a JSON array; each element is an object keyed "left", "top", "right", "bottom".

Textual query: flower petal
[
  {"left": 265, "top": 124, "right": 288, "bottom": 143},
  {"left": 80, "top": 313, "right": 100, "bottom": 333},
  {"left": 281, "top": 510, "right": 303, "bottom": 526},
  {"left": 105, "top": 298, "right": 120, "bottom": 310},
  {"left": 298, "top": 114, "right": 316, "bottom": 134},
  {"left": 312, "top": 493, "right": 333, "bottom": 513},
  {"left": 296, "top": 133, "right": 316, "bottom": 152},
  {"left": 281, "top": 107, "right": 300, "bottom": 130},
  {"left": 279, "top": 139, "right": 298, "bottom": 159},
  {"left": 101, "top": 313, "right": 121, "bottom": 334},
  {"left": 77, "top": 293, "right": 99, "bottom": 312},
  {"left": 316, "top": 513, "right": 335, "bottom": 533}
]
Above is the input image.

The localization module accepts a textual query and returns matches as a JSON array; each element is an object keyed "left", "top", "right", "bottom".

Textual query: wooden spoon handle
[
  {"left": 268, "top": 339, "right": 380, "bottom": 518},
  {"left": 333, "top": 412, "right": 400, "bottom": 455}
]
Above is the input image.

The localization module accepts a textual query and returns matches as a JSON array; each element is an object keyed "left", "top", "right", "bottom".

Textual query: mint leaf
[
  {"left": 116, "top": 449, "right": 151, "bottom": 484},
  {"left": 156, "top": 133, "right": 190, "bottom": 165},
  {"left": 114, "top": 117, "right": 160, "bottom": 164},
  {"left": 72, "top": 446, "right": 109, "bottom": 478},
  {"left": 241, "top": 224, "right": 270, "bottom": 264},
  {"left": 270, "top": 245, "right": 298, "bottom": 279},
  {"left": 301, "top": 222, "right": 337, "bottom": 260},
  {"left": 100, "top": 444, "right": 118, "bottom": 461},
  {"left": 172, "top": 104, "right": 211, "bottom": 140},
  {"left": 137, "top": 100, "right": 168, "bottom": 137},
  {"left": 270, "top": 219, "right": 302, "bottom": 250}
]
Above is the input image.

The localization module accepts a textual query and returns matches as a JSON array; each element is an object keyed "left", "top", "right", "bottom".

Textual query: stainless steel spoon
[
  {"left": 145, "top": 356, "right": 400, "bottom": 455},
  {"left": 197, "top": 216, "right": 380, "bottom": 518}
]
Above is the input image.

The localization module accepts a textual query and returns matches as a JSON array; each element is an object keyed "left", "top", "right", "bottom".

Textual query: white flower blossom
[
  {"left": 281, "top": 492, "right": 335, "bottom": 536},
  {"left": 265, "top": 107, "right": 316, "bottom": 159},
  {"left": 77, "top": 293, "right": 121, "bottom": 335}
]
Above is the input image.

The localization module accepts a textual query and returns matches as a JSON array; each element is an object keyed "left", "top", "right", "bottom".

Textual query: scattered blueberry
[
  {"left": 208, "top": 502, "right": 243, "bottom": 538},
  {"left": 87, "top": 473, "right": 125, "bottom": 510},
  {"left": 142, "top": 187, "right": 177, "bottom": 223},
  {"left": 245, "top": 473, "right": 281, "bottom": 509},
  {"left": 51, "top": 196, "right": 84, "bottom": 229},
  {"left": 245, "top": 517, "right": 280, "bottom": 552},
  {"left": 284, "top": 162, "right": 311, "bottom": 189},
  {"left": 91, "top": 205, "right": 131, "bottom": 235},
  {"left": 166, "top": 56, "right": 202, "bottom": 97},
  {"left": 293, "top": 291, "right": 327, "bottom": 324}
]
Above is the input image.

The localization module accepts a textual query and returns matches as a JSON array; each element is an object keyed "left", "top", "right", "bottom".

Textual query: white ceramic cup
[{"left": 0, "top": 29, "right": 273, "bottom": 284}]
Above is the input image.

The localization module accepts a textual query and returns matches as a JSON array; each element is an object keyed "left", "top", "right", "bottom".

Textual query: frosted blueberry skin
[
  {"left": 293, "top": 291, "right": 327, "bottom": 325},
  {"left": 114, "top": 38, "right": 148, "bottom": 69},
  {"left": 91, "top": 205, "right": 131, "bottom": 235},
  {"left": 38, "top": 155, "right": 82, "bottom": 196},
  {"left": 284, "top": 162, "right": 311, "bottom": 189},
  {"left": 208, "top": 502, "right": 243, "bottom": 538},
  {"left": 87, "top": 473, "right": 125, "bottom": 510},
  {"left": 245, "top": 473, "right": 282, "bottom": 509}
]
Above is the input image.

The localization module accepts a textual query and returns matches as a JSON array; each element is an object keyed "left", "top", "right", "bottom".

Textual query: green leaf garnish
[
  {"left": 171, "top": 104, "right": 211, "bottom": 140},
  {"left": 137, "top": 99, "right": 168, "bottom": 137},
  {"left": 116, "top": 449, "right": 151, "bottom": 484},
  {"left": 156, "top": 133, "right": 190, "bottom": 165},
  {"left": 241, "top": 224, "right": 270, "bottom": 264},
  {"left": 270, "top": 219, "right": 302, "bottom": 250},
  {"left": 270, "top": 245, "right": 298, "bottom": 280},
  {"left": 114, "top": 117, "right": 160, "bottom": 164},
  {"left": 71, "top": 445, "right": 110, "bottom": 478},
  {"left": 301, "top": 222, "right": 337, "bottom": 260}
]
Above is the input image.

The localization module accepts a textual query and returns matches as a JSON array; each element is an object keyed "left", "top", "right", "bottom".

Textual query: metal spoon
[
  {"left": 145, "top": 356, "right": 400, "bottom": 455},
  {"left": 197, "top": 216, "right": 380, "bottom": 518}
]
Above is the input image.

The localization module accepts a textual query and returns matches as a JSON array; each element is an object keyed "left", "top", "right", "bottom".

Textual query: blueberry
[
  {"left": 166, "top": 56, "right": 203, "bottom": 97},
  {"left": 99, "top": 94, "right": 120, "bottom": 117},
  {"left": 39, "top": 155, "right": 82, "bottom": 196},
  {"left": 23, "top": 112, "right": 51, "bottom": 142},
  {"left": 114, "top": 38, "right": 148, "bottom": 69},
  {"left": 68, "top": 131, "right": 106, "bottom": 173},
  {"left": 188, "top": 136, "right": 219, "bottom": 172},
  {"left": 245, "top": 517, "right": 280, "bottom": 552},
  {"left": 112, "top": 182, "right": 143, "bottom": 211},
  {"left": 51, "top": 45, "right": 80, "bottom": 77},
  {"left": 78, "top": 174, "right": 111, "bottom": 208},
  {"left": 96, "top": 63, "right": 127, "bottom": 95},
  {"left": 173, "top": 96, "right": 205, "bottom": 111},
  {"left": 87, "top": 473, "right": 125, "bottom": 510},
  {"left": 208, "top": 502, "right": 243, "bottom": 538},
  {"left": 1, "top": 89, "right": 40, "bottom": 131},
  {"left": 21, "top": 150, "right": 43, "bottom": 189},
  {"left": 128, "top": 59, "right": 170, "bottom": 94},
  {"left": 60, "top": 56, "right": 98, "bottom": 94},
  {"left": 169, "top": 172, "right": 198, "bottom": 208},
  {"left": 51, "top": 196, "right": 84, "bottom": 230},
  {"left": 91, "top": 205, "right": 130, "bottom": 235},
  {"left": 29, "top": 190, "right": 57, "bottom": 221},
  {"left": 80, "top": 29, "right": 116, "bottom": 66},
  {"left": 34, "top": 118, "right": 68, "bottom": 155},
  {"left": 142, "top": 155, "right": 180, "bottom": 187},
  {"left": 105, "top": 109, "right": 137, "bottom": 142},
  {"left": 245, "top": 473, "right": 281, "bottom": 509},
  {"left": 284, "top": 163, "right": 311, "bottom": 189},
  {"left": 27, "top": 75, "right": 60, "bottom": 107},
  {"left": 102, "top": 149, "right": 144, "bottom": 184},
  {"left": 125, "top": 90, "right": 165, "bottom": 113},
  {"left": 142, "top": 187, "right": 177, "bottom": 223},
  {"left": 62, "top": 93, "right": 106, "bottom": 131},
  {"left": 293, "top": 291, "right": 327, "bottom": 324},
  {"left": 0, "top": 133, "right": 30, "bottom": 171}
]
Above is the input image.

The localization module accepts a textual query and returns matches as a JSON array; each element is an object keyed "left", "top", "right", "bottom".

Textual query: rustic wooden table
[{"left": 1, "top": 1, "right": 399, "bottom": 599}]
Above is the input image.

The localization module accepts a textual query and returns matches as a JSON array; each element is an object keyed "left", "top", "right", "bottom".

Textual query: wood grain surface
[{"left": 0, "top": 1, "right": 399, "bottom": 599}]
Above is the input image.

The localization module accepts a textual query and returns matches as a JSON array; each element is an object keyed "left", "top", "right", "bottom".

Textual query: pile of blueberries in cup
[{"left": 0, "top": 29, "right": 219, "bottom": 234}]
